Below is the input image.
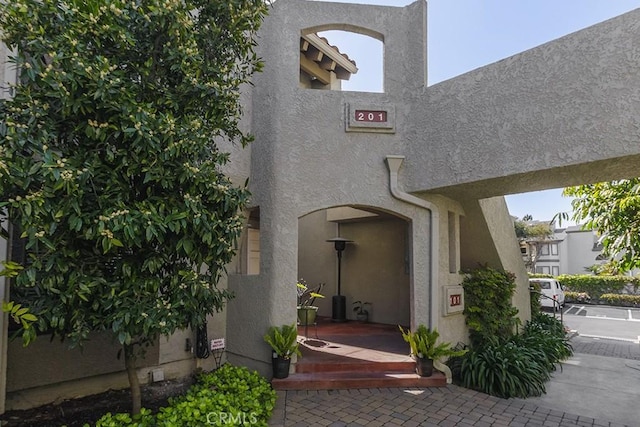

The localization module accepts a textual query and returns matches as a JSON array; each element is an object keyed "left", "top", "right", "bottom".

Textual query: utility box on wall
[{"left": 444, "top": 285, "right": 464, "bottom": 316}]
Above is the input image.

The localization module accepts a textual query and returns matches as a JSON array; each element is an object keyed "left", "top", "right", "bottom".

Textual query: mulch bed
[{"left": 0, "top": 377, "right": 193, "bottom": 426}]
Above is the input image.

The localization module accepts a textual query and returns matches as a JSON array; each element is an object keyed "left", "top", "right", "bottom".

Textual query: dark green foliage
[
  {"left": 460, "top": 337, "right": 550, "bottom": 398},
  {"left": 94, "top": 364, "right": 276, "bottom": 426},
  {"left": 0, "top": 0, "right": 267, "bottom": 349},
  {"left": 461, "top": 265, "right": 519, "bottom": 347},
  {"left": 0, "top": 0, "right": 268, "bottom": 415},
  {"left": 517, "top": 313, "right": 573, "bottom": 368},
  {"left": 457, "top": 313, "right": 572, "bottom": 399},
  {"left": 529, "top": 280, "right": 541, "bottom": 317}
]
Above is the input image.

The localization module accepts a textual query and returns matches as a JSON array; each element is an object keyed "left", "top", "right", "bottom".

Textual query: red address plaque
[
  {"left": 354, "top": 110, "right": 387, "bottom": 123},
  {"left": 449, "top": 294, "right": 462, "bottom": 307}
]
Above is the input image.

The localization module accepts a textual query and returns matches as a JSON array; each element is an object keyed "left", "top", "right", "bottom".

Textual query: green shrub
[
  {"left": 599, "top": 294, "right": 640, "bottom": 306},
  {"left": 528, "top": 273, "right": 554, "bottom": 279},
  {"left": 527, "top": 312, "right": 567, "bottom": 338},
  {"left": 564, "top": 291, "right": 591, "bottom": 303},
  {"left": 459, "top": 337, "right": 550, "bottom": 398},
  {"left": 94, "top": 409, "right": 154, "bottom": 427},
  {"left": 93, "top": 364, "right": 276, "bottom": 427},
  {"left": 529, "top": 280, "right": 541, "bottom": 317},
  {"left": 455, "top": 313, "right": 572, "bottom": 399},
  {"left": 557, "top": 275, "right": 638, "bottom": 299},
  {"left": 518, "top": 314, "right": 573, "bottom": 368},
  {"left": 462, "top": 265, "right": 520, "bottom": 347}
]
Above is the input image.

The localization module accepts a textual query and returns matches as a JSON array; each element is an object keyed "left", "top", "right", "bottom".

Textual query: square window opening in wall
[
  {"left": 345, "top": 103, "right": 395, "bottom": 133},
  {"left": 300, "top": 30, "right": 383, "bottom": 92}
]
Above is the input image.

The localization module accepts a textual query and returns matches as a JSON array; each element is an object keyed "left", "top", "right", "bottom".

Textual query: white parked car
[{"left": 529, "top": 278, "right": 565, "bottom": 309}]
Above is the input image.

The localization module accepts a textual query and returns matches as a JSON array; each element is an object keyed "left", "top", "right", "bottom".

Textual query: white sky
[{"left": 315, "top": 0, "right": 640, "bottom": 223}]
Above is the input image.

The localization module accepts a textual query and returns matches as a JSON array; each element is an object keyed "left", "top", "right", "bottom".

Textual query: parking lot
[{"left": 560, "top": 304, "right": 640, "bottom": 343}]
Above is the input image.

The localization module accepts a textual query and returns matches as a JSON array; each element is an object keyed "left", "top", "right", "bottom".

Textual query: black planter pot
[
  {"left": 272, "top": 354, "right": 291, "bottom": 379},
  {"left": 415, "top": 357, "right": 434, "bottom": 377}
]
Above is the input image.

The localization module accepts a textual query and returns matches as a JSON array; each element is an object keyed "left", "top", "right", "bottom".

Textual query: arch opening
[
  {"left": 298, "top": 206, "right": 410, "bottom": 326},
  {"left": 300, "top": 26, "right": 383, "bottom": 92}
]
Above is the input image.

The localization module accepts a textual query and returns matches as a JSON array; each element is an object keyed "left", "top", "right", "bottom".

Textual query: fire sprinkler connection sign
[{"left": 210, "top": 338, "right": 225, "bottom": 351}]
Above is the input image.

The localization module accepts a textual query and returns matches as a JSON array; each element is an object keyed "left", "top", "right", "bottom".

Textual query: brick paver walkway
[
  {"left": 269, "top": 336, "right": 637, "bottom": 426},
  {"left": 270, "top": 385, "right": 626, "bottom": 426},
  {"left": 570, "top": 336, "right": 640, "bottom": 360}
]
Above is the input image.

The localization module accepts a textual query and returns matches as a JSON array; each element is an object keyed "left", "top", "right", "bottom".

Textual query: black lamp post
[{"left": 326, "top": 237, "right": 353, "bottom": 322}]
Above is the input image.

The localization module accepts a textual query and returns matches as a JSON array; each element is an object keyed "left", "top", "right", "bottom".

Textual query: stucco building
[
  {"left": 2, "top": 0, "right": 640, "bottom": 413},
  {"left": 521, "top": 223, "right": 605, "bottom": 276}
]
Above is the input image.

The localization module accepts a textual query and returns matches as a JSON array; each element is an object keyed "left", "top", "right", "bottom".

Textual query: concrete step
[
  {"left": 271, "top": 370, "right": 447, "bottom": 390},
  {"left": 295, "top": 360, "right": 415, "bottom": 374}
]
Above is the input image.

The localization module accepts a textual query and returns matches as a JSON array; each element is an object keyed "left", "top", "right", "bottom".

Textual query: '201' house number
[{"left": 355, "top": 110, "right": 387, "bottom": 123}]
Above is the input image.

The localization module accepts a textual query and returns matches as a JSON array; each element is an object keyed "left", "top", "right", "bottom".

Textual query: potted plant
[
  {"left": 264, "top": 323, "right": 301, "bottom": 379},
  {"left": 398, "top": 324, "right": 468, "bottom": 377},
  {"left": 296, "top": 281, "right": 325, "bottom": 326},
  {"left": 352, "top": 300, "right": 371, "bottom": 322}
]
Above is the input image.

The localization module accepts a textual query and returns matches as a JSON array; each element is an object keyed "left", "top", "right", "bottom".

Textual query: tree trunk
[{"left": 124, "top": 344, "right": 142, "bottom": 416}]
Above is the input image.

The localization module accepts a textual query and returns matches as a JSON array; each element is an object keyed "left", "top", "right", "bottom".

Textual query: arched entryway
[{"left": 297, "top": 206, "right": 410, "bottom": 326}]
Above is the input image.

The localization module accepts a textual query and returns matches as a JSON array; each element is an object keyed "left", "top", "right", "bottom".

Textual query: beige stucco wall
[
  {"left": 429, "top": 196, "right": 467, "bottom": 348},
  {"left": 458, "top": 197, "right": 531, "bottom": 328},
  {"left": 297, "top": 209, "right": 338, "bottom": 319},
  {"left": 340, "top": 218, "right": 410, "bottom": 325},
  {"left": 298, "top": 209, "right": 411, "bottom": 326},
  {"left": 4, "top": 320, "right": 228, "bottom": 410},
  {"left": 407, "top": 7, "right": 640, "bottom": 198},
  {"left": 226, "top": 0, "right": 433, "bottom": 377}
]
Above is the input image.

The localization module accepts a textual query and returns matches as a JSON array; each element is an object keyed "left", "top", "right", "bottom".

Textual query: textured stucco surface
[
  {"left": 227, "top": 0, "right": 437, "bottom": 376},
  {"left": 3, "top": 0, "right": 640, "bottom": 405},
  {"left": 406, "top": 8, "right": 640, "bottom": 198}
]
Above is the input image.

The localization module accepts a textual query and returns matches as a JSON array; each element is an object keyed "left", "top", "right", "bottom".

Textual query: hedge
[
  {"left": 599, "top": 294, "right": 640, "bottom": 307},
  {"left": 557, "top": 274, "right": 639, "bottom": 300}
]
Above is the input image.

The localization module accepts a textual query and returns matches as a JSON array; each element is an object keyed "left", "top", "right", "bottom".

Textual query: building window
[
  {"left": 540, "top": 244, "right": 549, "bottom": 256},
  {"left": 552, "top": 266, "right": 559, "bottom": 276},
  {"left": 536, "top": 266, "right": 550, "bottom": 274},
  {"left": 241, "top": 208, "right": 260, "bottom": 275},
  {"left": 550, "top": 243, "right": 558, "bottom": 255}
]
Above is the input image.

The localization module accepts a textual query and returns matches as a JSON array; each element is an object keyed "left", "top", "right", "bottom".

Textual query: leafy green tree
[
  {"left": 0, "top": 0, "right": 267, "bottom": 414},
  {"left": 564, "top": 179, "right": 640, "bottom": 272},
  {"left": 513, "top": 216, "right": 553, "bottom": 272}
]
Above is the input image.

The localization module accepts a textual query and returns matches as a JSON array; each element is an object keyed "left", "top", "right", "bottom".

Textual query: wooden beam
[
  {"left": 302, "top": 34, "right": 358, "bottom": 74},
  {"left": 319, "top": 56, "right": 337, "bottom": 71},
  {"left": 335, "top": 67, "right": 352, "bottom": 81},
  {"left": 300, "top": 56, "right": 331, "bottom": 85},
  {"left": 303, "top": 45, "right": 323, "bottom": 62}
]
